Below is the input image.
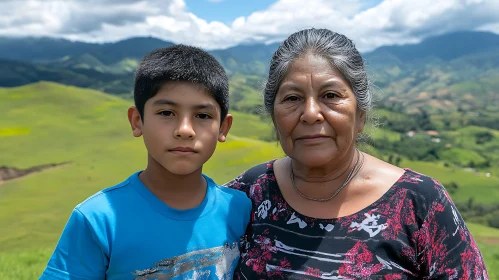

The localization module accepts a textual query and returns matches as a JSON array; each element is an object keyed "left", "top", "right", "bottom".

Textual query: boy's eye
[
  {"left": 196, "top": 113, "right": 212, "bottom": 119},
  {"left": 158, "top": 111, "right": 174, "bottom": 117}
]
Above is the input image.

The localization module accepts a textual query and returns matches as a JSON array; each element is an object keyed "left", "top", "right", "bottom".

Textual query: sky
[{"left": 0, "top": 0, "right": 498, "bottom": 52}]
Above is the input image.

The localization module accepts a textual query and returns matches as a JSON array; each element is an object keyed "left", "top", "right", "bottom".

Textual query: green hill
[
  {"left": 0, "top": 58, "right": 133, "bottom": 94},
  {"left": 2, "top": 31, "right": 499, "bottom": 122},
  {"left": 0, "top": 82, "right": 498, "bottom": 278},
  {"left": 0, "top": 82, "right": 285, "bottom": 278}
]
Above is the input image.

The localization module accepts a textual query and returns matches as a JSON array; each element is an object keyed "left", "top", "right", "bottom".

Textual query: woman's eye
[
  {"left": 324, "top": 92, "right": 338, "bottom": 99},
  {"left": 196, "top": 113, "right": 211, "bottom": 119},
  {"left": 158, "top": 111, "right": 174, "bottom": 117},
  {"left": 284, "top": 96, "right": 300, "bottom": 102}
]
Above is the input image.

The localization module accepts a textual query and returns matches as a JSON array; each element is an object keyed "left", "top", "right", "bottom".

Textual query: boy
[{"left": 40, "top": 45, "right": 252, "bottom": 280}]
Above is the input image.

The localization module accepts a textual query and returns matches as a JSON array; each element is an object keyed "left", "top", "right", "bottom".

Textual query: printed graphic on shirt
[{"left": 132, "top": 242, "right": 239, "bottom": 280}]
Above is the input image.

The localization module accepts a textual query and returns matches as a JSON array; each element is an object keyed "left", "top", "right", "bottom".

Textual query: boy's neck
[{"left": 139, "top": 157, "right": 207, "bottom": 210}]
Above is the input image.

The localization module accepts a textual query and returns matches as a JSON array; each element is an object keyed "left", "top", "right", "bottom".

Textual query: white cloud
[
  {"left": 478, "top": 22, "right": 499, "bottom": 33},
  {"left": 0, "top": 0, "right": 498, "bottom": 52}
]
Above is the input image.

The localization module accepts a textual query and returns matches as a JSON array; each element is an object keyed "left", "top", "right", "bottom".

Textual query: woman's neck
[{"left": 290, "top": 148, "right": 358, "bottom": 183}]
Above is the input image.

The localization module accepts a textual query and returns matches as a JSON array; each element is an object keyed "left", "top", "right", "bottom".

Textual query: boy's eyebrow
[
  {"left": 152, "top": 99, "right": 217, "bottom": 110},
  {"left": 153, "top": 99, "right": 177, "bottom": 106}
]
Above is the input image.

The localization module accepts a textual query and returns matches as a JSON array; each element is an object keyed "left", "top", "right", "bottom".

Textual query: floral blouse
[{"left": 225, "top": 160, "right": 489, "bottom": 279}]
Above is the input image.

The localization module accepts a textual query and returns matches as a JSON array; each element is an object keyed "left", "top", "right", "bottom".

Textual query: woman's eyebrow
[
  {"left": 318, "top": 79, "right": 346, "bottom": 89},
  {"left": 279, "top": 82, "right": 302, "bottom": 92}
]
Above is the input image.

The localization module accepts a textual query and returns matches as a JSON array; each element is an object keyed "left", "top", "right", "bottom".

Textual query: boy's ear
[
  {"left": 218, "top": 114, "right": 232, "bottom": 143},
  {"left": 128, "top": 106, "right": 143, "bottom": 137}
]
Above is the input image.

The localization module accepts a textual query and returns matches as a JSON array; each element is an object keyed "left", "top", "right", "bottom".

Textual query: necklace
[{"left": 290, "top": 149, "right": 365, "bottom": 202}]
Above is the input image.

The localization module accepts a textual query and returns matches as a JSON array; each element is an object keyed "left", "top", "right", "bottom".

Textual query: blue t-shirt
[{"left": 40, "top": 172, "right": 252, "bottom": 280}]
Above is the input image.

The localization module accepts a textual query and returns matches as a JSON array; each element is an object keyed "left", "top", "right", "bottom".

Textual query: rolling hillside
[
  {"left": 2, "top": 31, "right": 499, "bottom": 278},
  {"left": 0, "top": 82, "right": 285, "bottom": 278},
  {"left": 0, "top": 82, "right": 498, "bottom": 278},
  {"left": 0, "top": 36, "right": 276, "bottom": 76},
  {"left": 2, "top": 31, "right": 499, "bottom": 118}
]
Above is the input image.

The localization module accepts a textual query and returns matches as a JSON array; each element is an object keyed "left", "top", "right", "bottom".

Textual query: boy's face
[{"left": 128, "top": 81, "right": 232, "bottom": 176}]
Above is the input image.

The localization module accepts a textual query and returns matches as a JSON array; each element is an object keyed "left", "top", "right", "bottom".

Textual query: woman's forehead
[
  {"left": 280, "top": 54, "right": 348, "bottom": 87},
  {"left": 285, "top": 54, "right": 346, "bottom": 80}
]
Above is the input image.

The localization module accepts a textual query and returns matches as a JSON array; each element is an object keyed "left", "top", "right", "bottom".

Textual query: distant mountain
[
  {"left": 0, "top": 37, "right": 95, "bottom": 62},
  {"left": 89, "top": 37, "right": 175, "bottom": 64},
  {"left": 0, "top": 36, "right": 276, "bottom": 75},
  {"left": 0, "top": 36, "right": 174, "bottom": 63},
  {"left": 2, "top": 30, "right": 498, "bottom": 68},
  {"left": 359, "top": 31, "right": 499, "bottom": 118},
  {"left": 366, "top": 31, "right": 499, "bottom": 62},
  {"left": 1, "top": 30, "right": 499, "bottom": 116},
  {"left": 211, "top": 43, "right": 279, "bottom": 76},
  {"left": 0, "top": 36, "right": 175, "bottom": 75},
  {"left": 0, "top": 37, "right": 281, "bottom": 94},
  {"left": 0, "top": 58, "right": 132, "bottom": 94}
]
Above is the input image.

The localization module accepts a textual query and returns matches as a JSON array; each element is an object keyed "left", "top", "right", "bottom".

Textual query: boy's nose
[{"left": 174, "top": 118, "right": 195, "bottom": 139}]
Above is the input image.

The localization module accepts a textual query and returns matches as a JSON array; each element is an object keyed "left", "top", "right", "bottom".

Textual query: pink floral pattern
[{"left": 226, "top": 160, "right": 489, "bottom": 279}]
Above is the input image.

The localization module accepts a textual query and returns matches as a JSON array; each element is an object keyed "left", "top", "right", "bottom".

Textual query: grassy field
[
  {"left": 0, "top": 82, "right": 497, "bottom": 278},
  {"left": 0, "top": 82, "right": 285, "bottom": 279},
  {"left": 400, "top": 160, "right": 499, "bottom": 204}
]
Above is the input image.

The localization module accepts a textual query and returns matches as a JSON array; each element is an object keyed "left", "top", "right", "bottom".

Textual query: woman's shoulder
[
  {"left": 364, "top": 155, "right": 449, "bottom": 206},
  {"left": 395, "top": 168, "right": 451, "bottom": 206},
  {"left": 223, "top": 159, "right": 277, "bottom": 192}
]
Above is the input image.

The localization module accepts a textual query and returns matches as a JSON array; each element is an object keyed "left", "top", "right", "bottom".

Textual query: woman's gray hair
[{"left": 264, "top": 28, "right": 374, "bottom": 120}]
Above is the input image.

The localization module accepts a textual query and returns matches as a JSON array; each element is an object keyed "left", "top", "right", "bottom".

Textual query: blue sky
[
  {"left": 187, "top": 0, "right": 278, "bottom": 24},
  {"left": 187, "top": 0, "right": 384, "bottom": 24},
  {"left": 0, "top": 0, "right": 497, "bottom": 51}
]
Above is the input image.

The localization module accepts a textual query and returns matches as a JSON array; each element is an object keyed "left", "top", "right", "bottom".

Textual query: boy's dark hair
[{"left": 133, "top": 45, "right": 229, "bottom": 121}]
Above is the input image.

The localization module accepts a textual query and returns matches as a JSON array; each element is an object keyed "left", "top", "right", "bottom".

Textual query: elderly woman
[{"left": 225, "top": 28, "right": 488, "bottom": 279}]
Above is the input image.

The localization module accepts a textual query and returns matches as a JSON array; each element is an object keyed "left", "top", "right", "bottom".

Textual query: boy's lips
[{"left": 169, "top": 147, "right": 197, "bottom": 154}]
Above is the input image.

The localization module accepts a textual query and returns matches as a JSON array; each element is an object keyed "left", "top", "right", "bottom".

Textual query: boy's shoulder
[
  {"left": 206, "top": 175, "right": 252, "bottom": 229},
  {"left": 75, "top": 172, "right": 139, "bottom": 216},
  {"left": 206, "top": 175, "right": 250, "bottom": 203}
]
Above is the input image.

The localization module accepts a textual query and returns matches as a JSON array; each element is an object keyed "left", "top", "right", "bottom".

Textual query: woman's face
[{"left": 273, "top": 52, "right": 365, "bottom": 167}]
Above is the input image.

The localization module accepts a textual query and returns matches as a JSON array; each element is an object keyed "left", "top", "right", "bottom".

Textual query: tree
[
  {"left": 388, "top": 154, "right": 394, "bottom": 164},
  {"left": 395, "top": 156, "right": 402, "bottom": 167},
  {"left": 488, "top": 215, "right": 499, "bottom": 229},
  {"left": 475, "top": 131, "right": 494, "bottom": 145},
  {"left": 446, "top": 182, "right": 459, "bottom": 195},
  {"left": 467, "top": 197, "right": 474, "bottom": 211},
  {"left": 418, "top": 109, "right": 435, "bottom": 131}
]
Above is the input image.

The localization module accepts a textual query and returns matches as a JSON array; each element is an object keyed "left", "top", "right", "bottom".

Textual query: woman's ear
[
  {"left": 271, "top": 116, "right": 281, "bottom": 141},
  {"left": 274, "top": 127, "right": 281, "bottom": 141},
  {"left": 357, "top": 110, "right": 366, "bottom": 133}
]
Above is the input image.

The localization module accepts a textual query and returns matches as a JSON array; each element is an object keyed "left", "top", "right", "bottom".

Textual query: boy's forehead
[
  {"left": 149, "top": 81, "right": 220, "bottom": 109},
  {"left": 160, "top": 81, "right": 206, "bottom": 92}
]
